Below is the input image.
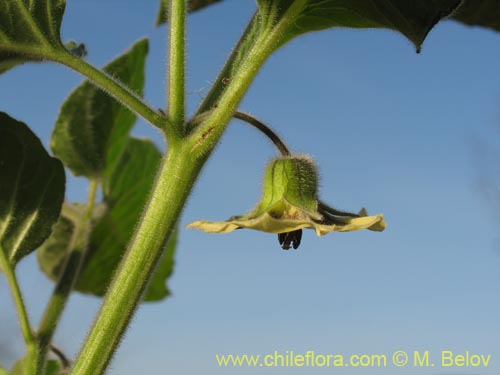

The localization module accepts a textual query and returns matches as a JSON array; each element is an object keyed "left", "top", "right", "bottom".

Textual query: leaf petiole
[
  {"left": 0, "top": 244, "right": 35, "bottom": 347},
  {"left": 52, "top": 51, "right": 166, "bottom": 130}
]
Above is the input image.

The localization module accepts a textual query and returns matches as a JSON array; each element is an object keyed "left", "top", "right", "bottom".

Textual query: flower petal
[
  {"left": 313, "top": 214, "right": 386, "bottom": 236},
  {"left": 187, "top": 214, "right": 312, "bottom": 234},
  {"left": 186, "top": 220, "right": 241, "bottom": 233},
  {"left": 187, "top": 212, "right": 386, "bottom": 236}
]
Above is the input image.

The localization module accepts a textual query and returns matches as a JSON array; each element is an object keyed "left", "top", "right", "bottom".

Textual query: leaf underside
[
  {"left": 0, "top": 112, "right": 65, "bottom": 267},
  {"left": 158, "top": 0, "right": 499, "bottom": 51},
  {"left": 0, "top": 0, "right": 66, "bottom": 74},
  {"left": 38, "top": 139, "right": 176, "bottom": 302},
  {"left": 50, "top": 38, "right": 149, "bottom": 178},
  {"left": 9, "top": 358, "right": 60, "bottom": 375},
  {"left": 260, "top": 0, "right": 462, "bottom": 52},
  {"left": 451, "top": 0, "right": 500, "bottom": 31}
]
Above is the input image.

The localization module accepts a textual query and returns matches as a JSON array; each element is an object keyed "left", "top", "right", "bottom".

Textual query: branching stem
[
  {"left": 189, "top": 110, "right": 291, "bottom": 156},
  {"left": 69, "top": 2, "right": 309, "bottom": 375}
]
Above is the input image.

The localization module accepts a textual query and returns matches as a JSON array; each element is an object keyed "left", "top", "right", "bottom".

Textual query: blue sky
[{"left": 1, "top": 1, "right": 500, "bottom": 374}]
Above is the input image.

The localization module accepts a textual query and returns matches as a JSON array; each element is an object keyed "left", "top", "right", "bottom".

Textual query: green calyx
[{"left": 254, "top": 155, "right": 320, "bottom": 218}]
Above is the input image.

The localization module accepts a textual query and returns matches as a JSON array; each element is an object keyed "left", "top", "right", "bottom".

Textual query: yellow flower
[{"left": 187, "top": 155, "right": 386, "bottom": 249}]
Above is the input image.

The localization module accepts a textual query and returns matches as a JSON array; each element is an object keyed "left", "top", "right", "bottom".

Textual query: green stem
[
  {"left": 167, "top": 0, "right": 186, "bottom": 137},
  {"left": 233, "top": 111, "right": 291, "bottom": 156},
  {"left": 189, "top": 110, "right": 291, "bottom": 156},
  {"left": 70, "top": 3, "right": 309, "bottom": 374},
  {"left": 196, "top": 13, "right": 260, "bottom": 114},
  {"left": 70, "top": 145, "right": 199, "bottom": 375},
  {"left": 35, "top": 179, "right": 99, "bottom": 375},
  {"left": 0, "top": 245, "right": 35, "bottom": 346},
  {"left": 50, "top": 345, "right": 70, "bottom": 369},
  {"left": 51, "top": 51, "right": 166, "bottom": 130},
  {"left": 187, "top": 1, "right": 308, "bottom": 155},
  {"left": 0, "top": 244, "right": 37, "bottom": 375}
]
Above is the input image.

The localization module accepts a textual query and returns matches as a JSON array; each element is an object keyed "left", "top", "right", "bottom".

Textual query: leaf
[
  {"left": 0, "top": 112, "right": 65, "bottom": 266},
  {"left": 0, "top": 57, "right": 25, "bottom": 75},
  {"left": 0, "top": 0, "right": 66, "bottom": 74},
  {"left": 38, "top": 139, "right": 177, "bottom": 302},
  {"left": 143, "top": 230, "right": 177, "bottom": 301},
  {"left": 451, "top": 0, "right": 500, "bottom": 32},
  {"left": 50, "top": 38, "right": 149, "bottom": 178},
  {"left": 9, "top": 359, "right": 60, "bottom": 375},
  {"left": 44, "top": 361, "right": 61, "bottom": 375},
  {"left": 156, "top": 0, "right": 223, "bottom": 25},
  {"left": 258, "top": 0, "right": 462, "bottom": 52},
  {"left": 36, "top": 207, "right": 80, "bottom": 280}
]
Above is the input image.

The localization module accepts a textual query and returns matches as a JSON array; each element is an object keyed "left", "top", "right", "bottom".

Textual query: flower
[{"left": 187, "top": 155, "right": 386, "bottom": 250}]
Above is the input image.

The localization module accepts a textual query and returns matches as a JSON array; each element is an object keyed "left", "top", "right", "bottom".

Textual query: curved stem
[
  {"left": 50, "top": 345, "right": 71, "bottom": 369},
  {"left": 35, "top": 179, "right": 98, "bottom": 375},
  {"left": 51, "top": 51, "right": 166, "bottom": 130},
  {"left": 233, "top": 111, "right": 291, "bottom": 156},
  {"left": 0, "top": 245, "right": 35, "bottom": 346},
  {"left": 167, "top": 0, "right": 186, "bottom": 137},
  {"left": 188, "top": 110, "right": 291, "bottom": 156}
]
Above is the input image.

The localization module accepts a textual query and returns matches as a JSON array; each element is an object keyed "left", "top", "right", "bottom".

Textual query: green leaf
[
  {"left": 38, "top": 139, "right": 177, "bottom": 302},
  {"left": 452, "top": 0, "right": 500, "bottom": 32},
  {"left": 9, "top": 359, "right": 60, "bottom": 375},
  {"left": 156, "top": 0, "right": 223, "bottom": 25},
  {"left": 0, "top": 365, "right": 7, "bottom": 375},
  {"left": 0, "top": 57, "right": 25, "bottom": 75},
  {"left": 143, "top": 230, "right": 177, "bottom": 301},
  {"left": 0, "top": 0, "right": 66, "bottom": 74},
  {"left": 258, "top": 0, "right": 462, "bottom": 52},
  {"left": 44, "top": 361, "right": 61, "bottom": 375},
  {"left": 0, "top": 112, "right": 65, "bottom": 266},
  {"left": 50, "top": 38, "right": 149, "bottom": 178},
  {"left": 36, "top": 205, "right": 82, "bottom": 281}
]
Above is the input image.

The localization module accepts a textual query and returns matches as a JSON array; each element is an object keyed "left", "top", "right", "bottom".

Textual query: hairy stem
[
  {"left": 35, "top": 179, "right": 98, "bottom": 375},
  {"left": 50, "top": 345, "right": 71, "bottom": 369},
  {"left": 189, "top": 110, "right": 291, "bottom": 156},
  {"left": 167, "top": 0, "right": 186, "bottom": 137},
  {"left": 70, "top": 3, "right": 309, "bottom": 374},
  {"left": 70, "top": 145, "right": 199, "bottom": 375},
  {"left": 51, "top": 51, "right": 166, "bottom": 130}
]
